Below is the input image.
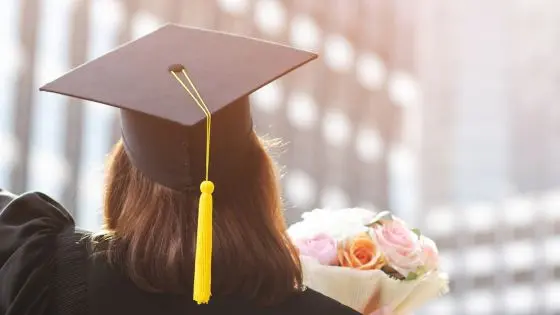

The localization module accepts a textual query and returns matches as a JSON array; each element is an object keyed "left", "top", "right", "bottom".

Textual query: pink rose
[
  {"left": 372, "top": 218, "right": 423, "bottom": 277},
  {"left": 420, "top": 236, "right": 439, "bottom": 272},
  {"left": 293, "top": 233, "right": 338, "bottom": 265}
]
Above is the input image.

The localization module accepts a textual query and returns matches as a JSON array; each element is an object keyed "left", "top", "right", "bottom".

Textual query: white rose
[{"left": 287, "top": 208, "right": 376, "bottom": 241}]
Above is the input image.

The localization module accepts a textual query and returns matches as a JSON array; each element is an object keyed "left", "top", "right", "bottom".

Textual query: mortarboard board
[
  {"left": 40, "top": 23, "right": 317, "bottom": 190},
  {"left": 39, "top": 24, "right": 317, "bottom": 305}
]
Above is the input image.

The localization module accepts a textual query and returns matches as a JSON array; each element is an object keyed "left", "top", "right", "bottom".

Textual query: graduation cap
[{"left": 39, "top": 24, "right": 317, "bottom": 304}]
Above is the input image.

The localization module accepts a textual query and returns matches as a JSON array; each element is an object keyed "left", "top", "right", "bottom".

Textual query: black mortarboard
[
  {"left": 40, "top": 23, "right": 316, "bottom": 190},
  {"left": 39, "top": 23, "right": 317, "bottom": 304}
]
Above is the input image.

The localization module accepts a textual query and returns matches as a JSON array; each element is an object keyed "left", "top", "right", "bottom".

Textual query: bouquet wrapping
[{"left": 288, "top": 208, "right": 449, "bottom": 314}]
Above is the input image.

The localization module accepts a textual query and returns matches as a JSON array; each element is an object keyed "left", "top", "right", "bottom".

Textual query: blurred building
[
  {"left": 422, "top": 191, "right": 560, "bottom": 315},
  {"left": 2, "top": 0, "right": 560, "bottom": 315},
  {"left": 417, "top": 0, "right": 560, "bottom": 314},
  {"left": 0, "top": 0, "right": 407, "bottom": 226}
]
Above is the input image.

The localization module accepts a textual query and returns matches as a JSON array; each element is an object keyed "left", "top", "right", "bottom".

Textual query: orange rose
[{"left": 338, "top": 233, "right": 385, "bottom": 270}]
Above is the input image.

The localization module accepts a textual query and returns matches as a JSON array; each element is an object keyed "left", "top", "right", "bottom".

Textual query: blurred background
[{"left": 1, "top": 0, "right": 559, "bottom": 314}]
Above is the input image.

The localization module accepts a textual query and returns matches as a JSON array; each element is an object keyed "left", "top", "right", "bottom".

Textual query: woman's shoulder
[
  {"left": 273, "top": 288, "right": 360, "bottom": 315},
  {"left": 0, "top": 188, "right": 74, "bottom": 228},
  {"left": 0, "top": 188, "right": 76, "bottom": 315},
  {"left": 0, "top": 188, "right": 17, "bottom": 209}
]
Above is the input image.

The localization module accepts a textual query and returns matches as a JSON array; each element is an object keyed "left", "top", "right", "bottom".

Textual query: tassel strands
[
  {"left": 169, "top": 64, "right": 214, "bottom": 304},
  {"left": 193, "top": 180, "right": 214, "bottom": 304}
]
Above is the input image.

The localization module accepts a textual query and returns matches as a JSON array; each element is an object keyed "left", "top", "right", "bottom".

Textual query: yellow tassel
[
  {"left": 193, "top": 180, "right": 214, "bottom": 304},
  {"left": 169, "top": 66, "right": 215, "bottom": 304}
]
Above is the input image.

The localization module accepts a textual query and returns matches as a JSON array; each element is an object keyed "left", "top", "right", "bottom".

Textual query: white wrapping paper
[{"left": 301, "top": 256, "right": 449, "bottom": 314}]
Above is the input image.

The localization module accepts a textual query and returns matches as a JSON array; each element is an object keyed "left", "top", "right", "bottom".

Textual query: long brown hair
[{"left": 100, "top": 133, "right": 302, "bottom": 305}]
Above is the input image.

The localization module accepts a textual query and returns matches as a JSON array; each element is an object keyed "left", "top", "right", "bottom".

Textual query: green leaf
[
  {"left": 366, "top": 211, "right": 393, "bottom": 227},
  {"left": 415, "top": 265, "right": 427, "bottom": 276},
  {"left": 405, "top": 272, "right": 418, "bottom": 281},
  {"left": 411, "top": 228, "right": 421, "bottom": 239}
]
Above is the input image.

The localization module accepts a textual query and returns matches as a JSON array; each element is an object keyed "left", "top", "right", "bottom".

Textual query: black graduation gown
[{"left": 0, "top": 189, "right": 360, "bottom": 315}]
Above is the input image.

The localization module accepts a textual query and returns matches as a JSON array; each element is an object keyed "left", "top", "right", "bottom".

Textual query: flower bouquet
[{"left": 287, "top": 208, "right": 449, "bottom": 314}]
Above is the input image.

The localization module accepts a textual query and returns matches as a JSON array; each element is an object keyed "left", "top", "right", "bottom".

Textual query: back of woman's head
[{"left": 102, "top": 133, "right": 302, "bottom": 305}]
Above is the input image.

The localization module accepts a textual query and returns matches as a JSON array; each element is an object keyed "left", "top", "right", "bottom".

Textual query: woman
[{"left": 0, "top": 24, "right": 389, "bottom": 315}]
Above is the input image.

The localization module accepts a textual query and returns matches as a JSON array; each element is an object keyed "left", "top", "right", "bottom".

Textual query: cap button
[{"left": 168, "top": 64, "right": 185, "bottom": 72}]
